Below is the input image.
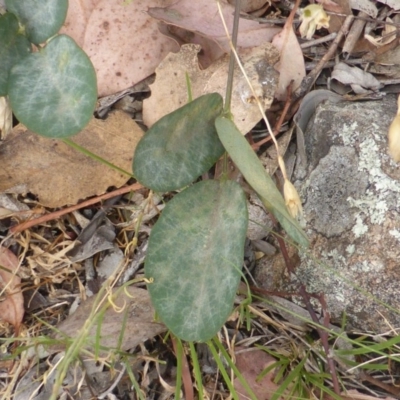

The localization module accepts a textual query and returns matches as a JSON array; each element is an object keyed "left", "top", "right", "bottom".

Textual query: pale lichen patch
[
  {"left": 389, "top": 229, "right": 400, "bottom": 241},
  {"left": 256, "top": 96, "right": 400, "bottom": 333},
  {"left": 336, "top": 121, "right": 358, "bottom": 146},
  {"left": 351, "top": 215, "right": 368, "bottom": 238}
]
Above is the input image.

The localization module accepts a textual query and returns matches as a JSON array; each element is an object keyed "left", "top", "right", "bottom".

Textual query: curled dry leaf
[
  {"left": 228, "top": 0, "right": 271, "bottom": 14},
  {"left": 148, "top": 0, "right": 280, "bottom": 54},
  {"left": 315, "top": 0, "right": 344, "bottom": 13},
  {"left": 375, "top": 0, "right": 400, "bottom": 10},
  {"left": 349, "top": 0, "right": 378, "bottom": 18},
  {"left": 0, "top": 246, "right": 24, "bottom": 330},
  {"left": 365, "top": 17, "right": 397, "bottom": 47},
  {"left": 143, "top": 43, "right": 279, "bottom": 134},
  {"left": 272, "top": 18, "right": 305, "bottom": 100},
  {"left": 331, "top": 62, "right": 382, "bottom": 94}
]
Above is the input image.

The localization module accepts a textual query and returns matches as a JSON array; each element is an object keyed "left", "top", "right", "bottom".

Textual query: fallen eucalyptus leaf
[
  {"left": 143, "top": 43, "right": 279, "bottom": 134},
  {"left": 331, "top": 62, "right": 382, "bottom": 94},
  {"left": 0, "top": 111, "right": 143, "bottom": 207}
]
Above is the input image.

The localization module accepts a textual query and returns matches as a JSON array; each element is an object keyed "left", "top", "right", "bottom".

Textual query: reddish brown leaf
[{"left": 234, "top": 347, "right": 284, "bottom": 399}]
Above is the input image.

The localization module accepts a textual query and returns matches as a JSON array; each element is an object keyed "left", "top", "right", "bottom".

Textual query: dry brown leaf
[
  {"left": 233, "top": 347, "right": 283, "bottom": 400},
  {"left": 227, "top": 0, "right": 270, "bottom": 13},
  {"left": 148, "top": 0, "right": 280, "bottom": 53},
  {"left": 316, "top": 0, "right": 345, "bottom": 13},
  {"left": 375, "top": 0, "right": 400, "bottom": 10},
  {"left": 143, "top": 43, "right": 279, "bottom": 134},
  {"left": 365, "top": 17, "right": 397, "bottom": 47},
  {"left": 61, "top": 0, "right": 179, "bottom": 97},
  {"left": 0, "top": 246, "right": 24, "bottom": 330},
  {"left": 51, "top": 286, "right": 166, "bottom": 355},
  {"left": 272, "top": 19, "right": 305, "bottom": 101},
  {"left": 328, "top": 0, "right": 352, "bottom": 33},
  {"left": 331, "top": 62, "right": 381, "bottom": 93},
  {"left": 349, "top": 0, "right": 378, "bottom": 18},
  {"left": 0, "top": 97, "right": 12, "bottom": 139},
  {"left": 0, "top": 111, "right": 143, "bottom": 207},
  {"left": 159, "top": 24, "right": 225, "bottom": 68}
]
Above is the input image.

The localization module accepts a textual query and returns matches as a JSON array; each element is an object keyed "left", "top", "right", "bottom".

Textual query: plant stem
[
  {"left": 206, "top": 339, "right": 240, "bottom": 400},
  {"left": 223, "top": 0, "right": 241, "bottom": 113},
  {"left": 63, "top": 138, "right": 133, "bottom": 178},
  {"left": 189, "top": 342, "right": 204, "bottom": 400}
]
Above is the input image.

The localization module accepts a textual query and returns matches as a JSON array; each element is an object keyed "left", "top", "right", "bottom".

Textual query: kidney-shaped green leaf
[
  {"left": 0, "top": 13, "right": 31, "bottom": 96},
  {"left": 145, "top": 179, "right": 248, "bottom": 341},
  {"left": 133, "top": 93, "right": 224, "bottom": 192},
  {"left": 6, "top": 0, "right": 68, "bottom": 44},
  {"left": 215, "top": 116, "right": 309, "bottom": 248},
  {"left": 8, "top": 34, "right": 97, "bottom": 138}
]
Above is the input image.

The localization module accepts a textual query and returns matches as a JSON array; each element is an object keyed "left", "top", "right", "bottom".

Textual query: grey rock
[{"left": 256, "top": 94, "right": 400, "bottom": 333}]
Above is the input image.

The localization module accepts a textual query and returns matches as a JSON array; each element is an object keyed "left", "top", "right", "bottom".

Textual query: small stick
[
  {"left": 10, "top": 182, "right": 143, "bottom": 234},
  {"left": 252, "top": 81, "right": 294, "bottom": 150},
  {"left": 171, "top": 337, "right": 194, "bottom": 400},
  {"left": 295, "top": 15, "right": 354, "bottom": 99},
  {"left": 300, "top": 32, "right": 337, "bottom": 49}
]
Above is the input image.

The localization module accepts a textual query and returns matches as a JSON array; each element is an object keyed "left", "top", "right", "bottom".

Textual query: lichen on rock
[{"left": 255, "top": 95, "right": 400, "bottom": 333}]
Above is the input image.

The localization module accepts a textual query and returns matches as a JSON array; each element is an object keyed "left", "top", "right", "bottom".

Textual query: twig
[
  {"left": 300, "top": 32, "right": 337, "bottom": 49},
  {"left": 295, "top": 15, "right": 354, "bottom": 99},
  {"left": 97, "top": 364, "right": 127, "bottom": 399},
  {"left": 223, "top": 0, "right": 241, "bottom": 112},
  {"left": 252, "top": 81, "right": 294, "bottom": 150},
  {"left": 305, "top": 57, "right": 363, "bottom": 70},
  {"left": 172, "top": 337, "right": 194, "bottom": 400},
  {"left": 275, "top": 233, "right": 341, "bottom": 395},
  {"left": 10, "top": 182, "right": 143, "bottom": 233}
]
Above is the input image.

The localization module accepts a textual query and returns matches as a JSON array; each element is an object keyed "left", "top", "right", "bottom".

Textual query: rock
[{"left": 255, "top": 94, "right": 400, "bottom": 333}]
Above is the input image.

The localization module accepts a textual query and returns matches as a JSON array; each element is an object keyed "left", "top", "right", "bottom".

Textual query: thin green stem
[
  {"left": 212, "top": 336, "right": 258, "bottom": 400},
  {"left": 223, "top": 0, "right": 241, "bottom": 113},
  {"left": 62, "top": 138, "right": 134, "bottom": 178},
  {"left": 175, "top": 337, "right": 183, "bottom": 400},
  {"left": 189, "top": 342, "right": 204, "bottom": 400},
  {"left": 206, "top": 339, "right": 240, "bottom": 400},
  {"left": 185, "top": 72, "right": 193, "bottom": 103}
]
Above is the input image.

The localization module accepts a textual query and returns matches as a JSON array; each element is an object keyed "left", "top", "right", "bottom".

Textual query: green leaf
[
  {"left": 8, "top": 34, "right": 97, "bottom": 138},
  {"left": 215, "top": 116, "right": 309, "bottom": 248},
  {"left": 6, "top": 0, "right": 68, "bottom": 44},
  {"left": 133, "top": 93, "right": 224, "bottom": 192},
  {"left": 145, "top": 179, "right": 248, "bottom": 341},
  {"left": 0, "top": 13, "right": 31, "bottom": 96}
]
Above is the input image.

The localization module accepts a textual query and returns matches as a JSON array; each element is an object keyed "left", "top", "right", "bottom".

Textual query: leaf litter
[
  {"left": 3, "top": 0, "right": 400, "bottom": 398},
  {"left": 0, "top": 110, "right": 143, "bottom": 207},
  {"left": 0, "top": 246, "right": 23, "bottom": 330}
]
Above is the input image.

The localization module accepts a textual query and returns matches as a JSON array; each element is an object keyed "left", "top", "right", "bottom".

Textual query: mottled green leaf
[
  {"left": 0, "top": 13, "right": 31, "bottom": 96},
  {"left": 6, "top": 0, "right": 68, "bottom": 44},
  {"left": 145, "top": 179, "right": 248, "bottom": 341},
  {"left": 215, "top": 116, "right": 308, "bottom": 247},
  {"left": 8, "top": 35, "right": 97, "bottom": 138},
  {"left": 133, "top": 93, "right": 224, "bottom": 192}
]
